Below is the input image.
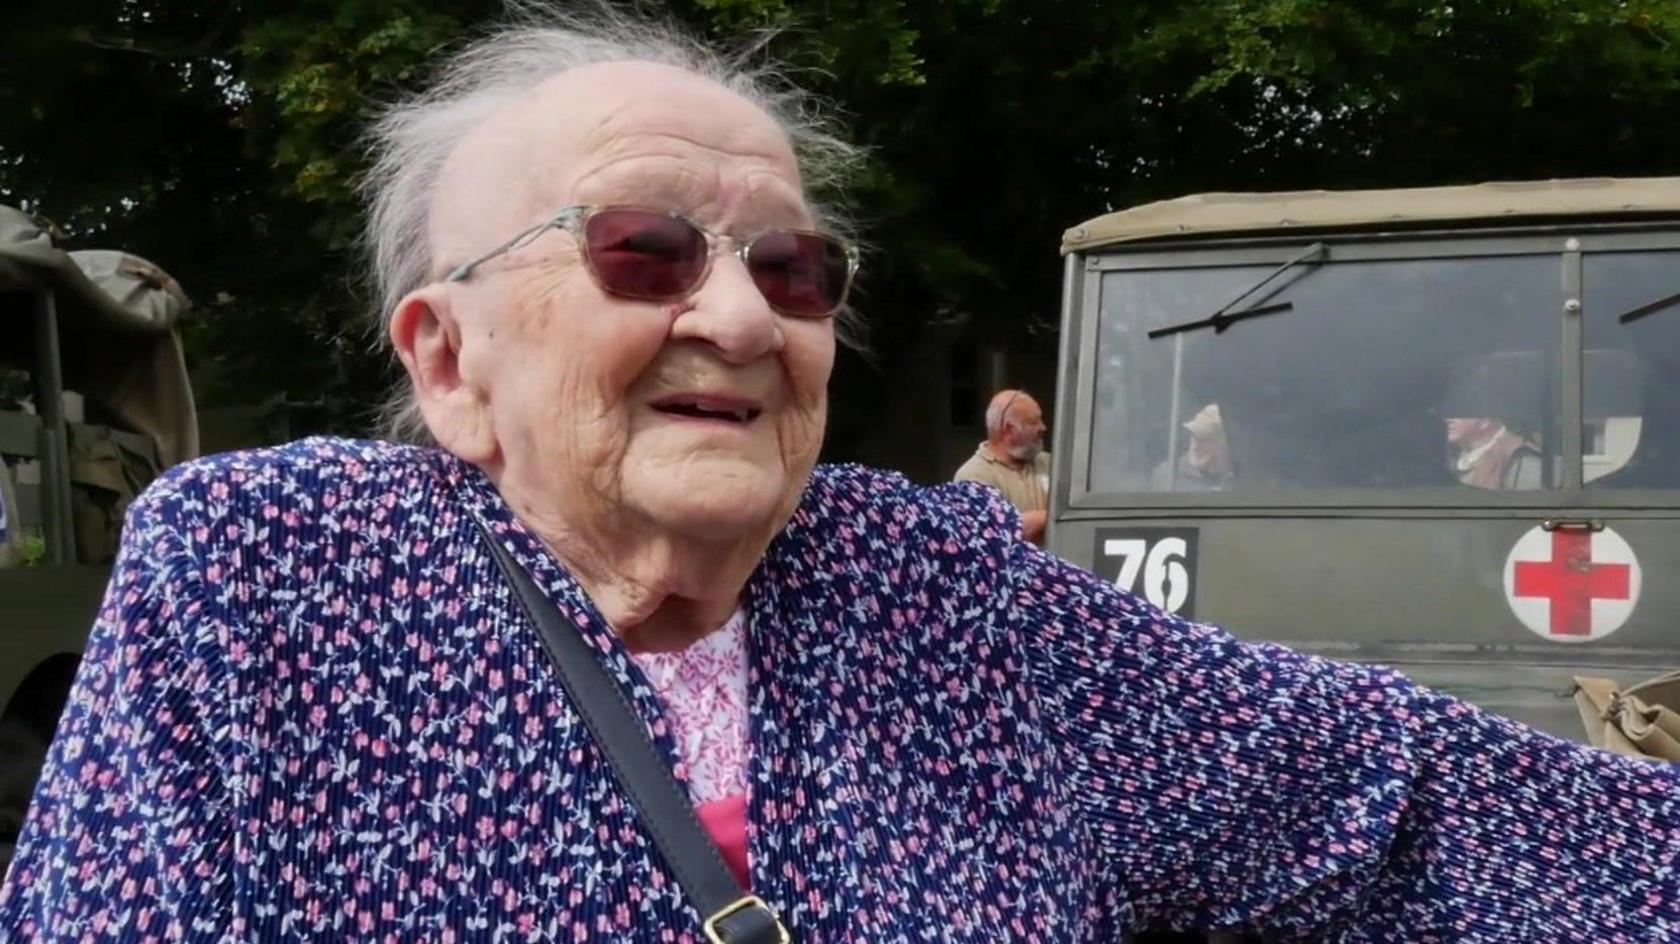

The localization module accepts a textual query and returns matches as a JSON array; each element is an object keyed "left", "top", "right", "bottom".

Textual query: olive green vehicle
[
  {"left": 0, "top": 206, "right": 197, "bottom": 872},
  {"left": 1049, "top": 177, "right": 1680, "bottom": 748}
]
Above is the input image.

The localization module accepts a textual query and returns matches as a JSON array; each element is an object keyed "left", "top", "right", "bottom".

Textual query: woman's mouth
[{"left": 650, "top": 394, "right": 764, "bottom": 424}]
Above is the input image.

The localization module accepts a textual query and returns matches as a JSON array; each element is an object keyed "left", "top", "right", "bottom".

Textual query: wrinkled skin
[{"left": 390, "top": 62, "right": 834, "bottom": 651}]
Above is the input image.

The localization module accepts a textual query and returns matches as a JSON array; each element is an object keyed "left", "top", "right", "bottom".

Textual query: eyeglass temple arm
[
  {"left": 443, "top": 211, "right": 580, "bottom": 282},
  {"left": 1000, "top": 390, "right": 1022, "bottom": 425}
]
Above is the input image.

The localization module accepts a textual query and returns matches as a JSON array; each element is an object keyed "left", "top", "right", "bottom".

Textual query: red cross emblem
[{"left": 1507, "top": 529, "right": 1636, "bottom": 638}]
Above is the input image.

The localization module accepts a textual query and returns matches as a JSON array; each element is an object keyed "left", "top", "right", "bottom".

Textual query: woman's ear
[{"left": 389, "top": 285, "right": 498, "bottom": 463}]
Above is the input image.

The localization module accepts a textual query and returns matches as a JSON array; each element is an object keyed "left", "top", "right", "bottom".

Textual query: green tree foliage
[{"left": 4, "top": 0, "right": 1680, "bottom": 448}]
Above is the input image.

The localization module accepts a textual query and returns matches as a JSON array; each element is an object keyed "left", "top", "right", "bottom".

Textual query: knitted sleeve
[
  {"left": 1011, "top": 543, "right": 1680, "bottom": 942},
  {"left": 0, "top": 479, "right": 233, "bottom": 941}
]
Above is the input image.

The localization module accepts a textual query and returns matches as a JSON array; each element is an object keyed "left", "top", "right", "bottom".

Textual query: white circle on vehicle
[{"left": 1502, "top": 524, "right": 1642, "bottom": 643}]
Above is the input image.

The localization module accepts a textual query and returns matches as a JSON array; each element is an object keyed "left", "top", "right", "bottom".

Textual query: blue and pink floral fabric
[{"left": 1, "top": 437, "right": 1677, "bottom": 942}]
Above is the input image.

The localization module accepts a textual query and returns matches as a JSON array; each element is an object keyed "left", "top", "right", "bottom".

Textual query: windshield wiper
[
  {"left": 1148, "top": 241, "right": 1328, "bottom": 340},
  {"left": 1617, "top": 288, "right": 1680, "bottom": 325},
  {"left": 1147, "top": 300, "right": 1294, "bottom": 339}
]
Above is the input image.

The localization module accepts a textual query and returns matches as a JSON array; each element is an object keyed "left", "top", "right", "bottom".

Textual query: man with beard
[
  {"left": 1153, "top": 403, "right": 1235, "bottom": 491},
  {"left": 954, "top": 388, "right": 1052, "bottom": 544}
]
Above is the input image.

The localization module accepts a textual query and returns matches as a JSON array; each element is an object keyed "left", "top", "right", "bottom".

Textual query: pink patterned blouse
[{"left": 630, "top": 610, "right": 752, "bottom": 886}]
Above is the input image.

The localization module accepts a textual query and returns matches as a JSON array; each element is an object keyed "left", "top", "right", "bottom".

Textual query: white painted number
[
  {"left": 1105, "top": 539, "right": 1147, "bottom": 598},
  {"left": 1105, "top": 537, "right": 1190, "bottom": 614}
]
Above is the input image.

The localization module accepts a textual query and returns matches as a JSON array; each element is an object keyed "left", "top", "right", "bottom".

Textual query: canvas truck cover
[
  {"left": 0, "top": 205, "right": 198, "bottom": 466},
  {"left": 1062, "top": 176, "right": 1680, "bottom": 253}
]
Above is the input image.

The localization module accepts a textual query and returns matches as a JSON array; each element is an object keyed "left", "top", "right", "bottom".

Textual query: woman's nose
[{"left": 669, "top": 254, "right": 784, "bottom": 363}]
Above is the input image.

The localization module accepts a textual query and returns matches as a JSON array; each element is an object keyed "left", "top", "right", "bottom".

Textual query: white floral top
[{"left": 629, "top": 610, "right": 751, "bottom": 805}]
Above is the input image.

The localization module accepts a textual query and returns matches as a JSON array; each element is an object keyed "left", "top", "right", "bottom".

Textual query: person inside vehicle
[
  {"left": 953, "top": 388, "right": 1052, "bottom": 544},
  {"left": 3, "top": 5, "right": 1677, "bottom": 942},
  {"left": 1445, "top": 415, "right": 1542, "bottom": 489},
  {"left": 1153, "top": 402, "right": 1234, "bottom": 490}
]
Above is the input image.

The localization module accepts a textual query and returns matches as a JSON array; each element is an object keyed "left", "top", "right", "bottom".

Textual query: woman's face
[{"left": 425, "top": 63, "right": 835, "bottom": 546}]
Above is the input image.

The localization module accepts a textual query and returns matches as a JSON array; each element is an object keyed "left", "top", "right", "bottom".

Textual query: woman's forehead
[
  {"left": 536, "top": 64, "right": 803, "bottom": 202},
  {"left": 432, "top": 62, "right": 807, "bottom": 255}
]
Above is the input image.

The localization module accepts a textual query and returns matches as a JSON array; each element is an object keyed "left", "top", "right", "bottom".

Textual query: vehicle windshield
[{"left": 1091, "top": 252, "right": 1562, "bottom": 492}]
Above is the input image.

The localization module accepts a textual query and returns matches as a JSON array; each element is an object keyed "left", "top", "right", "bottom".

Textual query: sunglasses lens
[
  {"left": 583, "top": 209, "right": 708, "bottom": 299},
  {"left": 746, "top": 231, "right": 852, "bottom": 317}
]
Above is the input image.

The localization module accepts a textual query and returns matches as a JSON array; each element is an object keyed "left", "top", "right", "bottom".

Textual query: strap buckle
[{"left": 702, "top": 895, "right": 790, "bottom": 944}]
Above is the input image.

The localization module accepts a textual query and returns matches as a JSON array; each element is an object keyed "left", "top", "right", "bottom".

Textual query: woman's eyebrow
[
  {"left": 572, "top": 161, "right": 704, "bottom": 208},
  {"left": 573, "top": 161, "right": 810, "bottom": 227}
]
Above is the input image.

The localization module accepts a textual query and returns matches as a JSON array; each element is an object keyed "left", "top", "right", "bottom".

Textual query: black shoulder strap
[{"left": 474, "top": 517, "right": 789, "bottom": 944}]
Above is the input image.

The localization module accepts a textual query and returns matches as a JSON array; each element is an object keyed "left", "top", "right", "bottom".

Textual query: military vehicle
[
  {"left": 1052, "top": 176, "right": 1680, "bottom": 739},
  {"left": 1054, "top": 177, "right": 1680, "bottom": 941},
  {"left": 0, "top": 206, "right": 197, "bottom": 873}
]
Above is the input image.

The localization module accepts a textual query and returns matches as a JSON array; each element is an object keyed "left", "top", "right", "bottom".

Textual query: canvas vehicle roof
[
  {"left": 1062, "top": 176, "right": 1680, "bottom": 254},
  {"left": 0, "top": 205, "right": 197, "bottom": 465}
]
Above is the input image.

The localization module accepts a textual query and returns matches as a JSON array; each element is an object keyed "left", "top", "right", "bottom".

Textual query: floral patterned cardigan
[{"left": 2, "top": 437, "right": 1677, "bottom": 942}]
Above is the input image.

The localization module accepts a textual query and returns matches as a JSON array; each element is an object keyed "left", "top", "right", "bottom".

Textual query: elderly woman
[{"left": 3, "top": 7, "right": 1678, "bottom": 944}]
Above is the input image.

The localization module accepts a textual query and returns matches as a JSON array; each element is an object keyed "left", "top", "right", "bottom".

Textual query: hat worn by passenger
[{"left": 1184, "top": 403, "right": 1223, "bottom": 439}]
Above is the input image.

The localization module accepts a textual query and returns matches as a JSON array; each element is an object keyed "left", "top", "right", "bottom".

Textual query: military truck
[
  {"left": 0, "top": 206, "right": 197, "bottom": 873},
  {"left": 1050, "top": 177, "right": 1680, "bottom": 746},
  {"left": 1054, "top": 177, "right": 1680, "bottom": 942}
]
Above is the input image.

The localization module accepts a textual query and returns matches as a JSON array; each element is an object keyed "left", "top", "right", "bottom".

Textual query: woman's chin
[{"left": 625, "top": 464, "right": 795, "bottom": 540}]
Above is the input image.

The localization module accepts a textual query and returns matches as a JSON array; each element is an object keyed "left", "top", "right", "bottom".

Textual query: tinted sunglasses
[{"left": 445, "top": 205, "right": 859, "bottom": 319}]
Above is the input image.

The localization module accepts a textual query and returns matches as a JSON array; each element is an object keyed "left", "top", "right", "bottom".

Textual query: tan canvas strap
[
  {"left": 1572, "top": 672, "right": 1680, "bottom": 762},
  {"left": 1622, "top": 669, "right": 1680, "bottom": 706}
]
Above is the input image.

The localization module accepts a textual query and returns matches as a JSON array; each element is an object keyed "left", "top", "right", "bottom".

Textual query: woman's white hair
[{"left": 360, "top": 0, "right": 865, "bottom": 442}]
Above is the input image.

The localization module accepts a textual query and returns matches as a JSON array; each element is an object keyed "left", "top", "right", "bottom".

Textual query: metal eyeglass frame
[{"left": 442, "top": 204, "right": 860, "bottom": 318}]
